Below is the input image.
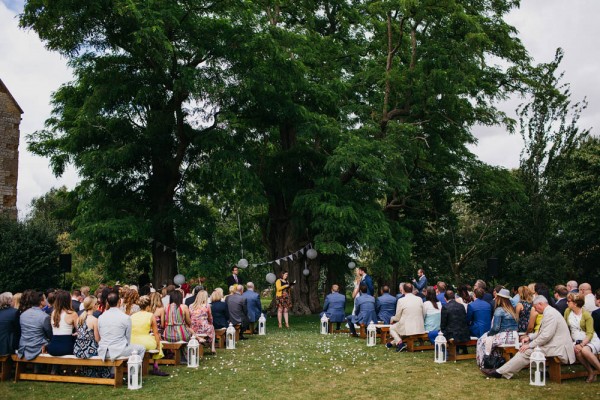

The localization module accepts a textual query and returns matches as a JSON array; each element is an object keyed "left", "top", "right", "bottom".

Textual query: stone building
[{"left": 0, "top": 79, "right": 23, "bottom": 219}]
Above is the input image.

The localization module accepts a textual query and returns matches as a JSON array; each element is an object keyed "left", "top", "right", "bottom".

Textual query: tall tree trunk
[{"left": 151, "top": 219, "right": 178, "bottom": 287}]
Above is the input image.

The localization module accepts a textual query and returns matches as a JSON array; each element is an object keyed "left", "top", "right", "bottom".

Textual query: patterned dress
[
  {"left": 190, "top": 305, "right": 215, "bottom": 342},
  {"left": 162, "top": 304, "right": 192, "bottom": 342},
  {"left": 518, "top": 300, "right": 532, "bottom": 332},
  {"left": 276, "top": 279, "right": 292, "bottom": 309},
  {"left": 73, "top": 315, "right": 111, "bottom": 378}
]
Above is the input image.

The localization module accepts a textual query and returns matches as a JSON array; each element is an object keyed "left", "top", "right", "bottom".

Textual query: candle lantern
[
  {"left": 367, "top": 321, "right": 377, "bottom": 347},
  {"left": 530, "top": 346, "right": 546, "bottom": 386},
  {"left": 187, "top": 336, "right": 200, "bottom": 368},
  {"left": 320, "top": 314, "right": 329, "bottom": 335},
  {"left": 258, "top": 313, "right": 267, "bottom": 335},
  {"left": 127, "top": 350, "right": 143, "bottom": 390},
  {"left": 226, "top": 322, "right": 236, "bottom": 349},
  {"left": 434, "top": 331, "right": 447, "bottom": 363}
]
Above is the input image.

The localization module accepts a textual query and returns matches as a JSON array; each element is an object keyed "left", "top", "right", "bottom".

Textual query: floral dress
[
  {"left": 518, "top": 300, "right": 532, "bottom": 332},
  {"left": 190, "top": 305, "right": 215, "bottom": 342},
  {"left": 162, "top": 304, "right": 192, "bottom": 342},
  {"left": 73, "top": 315, "right": 111, "bottom": 378}
]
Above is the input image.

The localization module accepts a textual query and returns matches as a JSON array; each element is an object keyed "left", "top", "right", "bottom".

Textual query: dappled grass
[{"left": 1, "top": 315, "right": 599, "bottom": 399}]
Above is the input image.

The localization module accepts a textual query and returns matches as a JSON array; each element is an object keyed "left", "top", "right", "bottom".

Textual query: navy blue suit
[
  {"left": 466, "top": 298, "right": 492, "bottom": 338},
  {"left": 362, "top": 275, "right": 374, "bottom": 296},
  {"left": 414, "top": 275, "right": 428, "bottom": 292},
  {"left": 321, "top": 292, "right": 346, "bottom": 329},
  {"left": 347, "top": 294, "right": 377, "bottom": 335},
  {"left": 242, "top": 289, "right": 262, "bottom": 323},
  {"left": 376, "top": 293, "right": 397, "bottom": 324}
]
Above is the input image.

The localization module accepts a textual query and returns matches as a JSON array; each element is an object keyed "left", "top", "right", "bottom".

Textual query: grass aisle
[{"left": 1, "top": 315, "right": 599, "bottom": 399}]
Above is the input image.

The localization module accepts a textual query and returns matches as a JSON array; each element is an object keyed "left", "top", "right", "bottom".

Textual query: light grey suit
[
  {"left": 17, "top": 307, "right": 52, "bottom": 360},
  {"left": 97, "top": 307, "right": 145, "bottom": 361},
  {"left": 497, "top": 305, "right": 575, "bottom": 379},
  {"left": 390, "top": 293, "right": 425, "bottom": 344}
]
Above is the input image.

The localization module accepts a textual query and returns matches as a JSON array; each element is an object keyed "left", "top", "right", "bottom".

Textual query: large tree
[{"left": 21, "top": 0, "right": 240, "bottom": 285}]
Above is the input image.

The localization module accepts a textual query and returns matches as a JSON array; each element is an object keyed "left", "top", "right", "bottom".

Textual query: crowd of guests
[
  {"left": 0, "top": 276, "right": 265, "bottom": 378},
  {"left": 320, "top": 270, "right": 600, "bottom": 383}
]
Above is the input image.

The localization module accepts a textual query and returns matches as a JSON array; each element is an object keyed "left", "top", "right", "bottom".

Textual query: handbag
[{"left": 483, "top": 354, "right": 506, "bottom": 369}]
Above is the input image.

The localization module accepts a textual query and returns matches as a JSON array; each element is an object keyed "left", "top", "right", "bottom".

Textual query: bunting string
[{"left": 248, "top": 243, "right": 314, "bottom": 268}]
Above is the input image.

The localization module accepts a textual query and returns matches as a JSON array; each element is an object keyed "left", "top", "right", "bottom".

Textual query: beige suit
[
  {"left": 497, "top": 305, "right": 575, "bottom": 379},
  {"left": 389, "top": 293, "right": 425, "bottom": 344}
]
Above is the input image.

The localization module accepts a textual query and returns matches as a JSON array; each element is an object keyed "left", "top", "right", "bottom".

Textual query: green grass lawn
[{"left": 1, "top": 315, "right": 599, "bottom": 399}]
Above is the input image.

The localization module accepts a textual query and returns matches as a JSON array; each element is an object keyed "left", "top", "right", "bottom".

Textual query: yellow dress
[
  {"left": 131, "top": 310, "right": 164, "bottom": 360},
  {"left": 533, "top": 313, "right": 543, "bottom": 333}
]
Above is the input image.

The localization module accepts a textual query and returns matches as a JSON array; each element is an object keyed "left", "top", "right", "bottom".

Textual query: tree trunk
[{"left": 151, "top": 219, "right": 178, "bottom": 287}]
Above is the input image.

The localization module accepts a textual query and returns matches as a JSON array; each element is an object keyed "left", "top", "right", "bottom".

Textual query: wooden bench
[
  {"left": 1, "top": 354, "right": 12, "bottom": 382},
  {"left": 11, "top": 354, "right": 127, "bottom": 387},
  {"left": 159, "top": 341, "right": 186, "bottom": 365},
  {"left": 328, "top": 322, "right": 349, "bottom": 334},
  {"left": 243, "top": 322, "right": 255, "bottom": 335},
  {"left": 215, "top": 328, "right": 227, "bottom": 348},
  {"left": 447, "top": 338, "right": 478, "bottom": 361},
  {"left": 401, "top": 333, "right": 434, "bottom": 352},
  {"left": 358, "top": 324, "right": 391, "bottom": 345}
]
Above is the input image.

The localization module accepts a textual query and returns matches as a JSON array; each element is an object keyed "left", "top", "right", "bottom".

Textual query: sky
[{"left": 1, "top": 0, "right": 599, "bottom": 218}]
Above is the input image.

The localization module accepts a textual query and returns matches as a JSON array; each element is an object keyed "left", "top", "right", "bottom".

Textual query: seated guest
[
  {"left": 43, "top": 289, "right": 56, "bottom": 315},
  {"left": 423, "top": 287, "right": 441, "bottom": 343},
  {"left": 71, "top": 290, "right": 82, "bottom": 312},
  {"left": 211, "top": 288, "right": 229, "bottom": 330},
  {"left": 467, "top": 287, "right": 492, "bottom": 338},
  {"left": 388, "top": 283, "right": 425, "bottom": 352},
  {"left": 455, "top": 285, "right": 473, "bottom": 310},
  {"left": 150, "top": 292, "right": 165, "bottom": 336},
  {"left": 185, "top": 285, "right": 204, "bottom": 307},
  {"left": 98, "top": 292, "right": 146, "bottom": 361},
  {"left": 579, "top": 283, "right": 598, "bottom": 313},
  {"left": 17, "top": 290, "right": 52, "bottom": 360},
  {"left": 594, "top": 289, "right": 600, "bottom": 337},
  {"left": 12, "top": 293, "right": 22, "bottom": 310},
  {"left": 476, "top": 288, "right": 518, "bottom": 367},
  {"left": 395, "top": 283, "right": 405, "bottom": 300},
  {"left": 515, "top": 285, "right": 533, "bottom": 332},
  {"left": 567, "top": 280, "right": 579, "bottom": 294},
  {"left": 441, "top": 289, "right": 471, "bottom": 350},
  {"left": 436, "top": 282, "right": 447, "bottom": 305},
  {"left": 511, "top": 285, "right": 520, "bottom": 306},
  {"left": 226, "top": 284, "right": 249, "bottom": 339},
  {"left": 131, "top": 295, "right": 168, "bottom": 376},
  {"left": 73, "top": 296, "right": 111, "bottom": 378},
  {"left": 535, "top": 282, "right": 555, "bottom": 308},
  {"left": 346, "top": 284, "right": 377, "bottom": 337},
  {"left": 474, "top": 279, "right": 494, "bottom": 307},
  {"left": 553, "top": 284, "right": 569, "bottom": 316},
  {"left": 481, "top": 296, "right": 575, "bottom": 379},
  {"left": 376, "top": 286, "right": 397, "bottom": 324},
  {"left": 162, "top": 290, "right": 194, "bottom": 342},
  {"left": 564, "top": 293, "right": 600, "bottom": 383},
  {"left": 189, "top": 291, "right": 216, "bottom": 354},
  {"left": 321, "top": 285, "right": 346, "bottom": 330},
  {"left": 0, "top": 292, "right": 20, "bottom": 356},
  {"left": 119, "top": 288, "right": 141, "bottom": 316},
  {"left": 242, "top": 282, "right": 263, "bottom": 329},
  {"left": 47, "top": 290, "right": 78, "bottom": 356}
]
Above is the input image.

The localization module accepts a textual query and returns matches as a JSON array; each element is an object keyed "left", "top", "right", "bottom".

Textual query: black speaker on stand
[
  {"left": 60, "top": 254, "right": 72, "bottom": 288},
  {"left": 487, "top": 257, "right": 499, "bottom": 280}
]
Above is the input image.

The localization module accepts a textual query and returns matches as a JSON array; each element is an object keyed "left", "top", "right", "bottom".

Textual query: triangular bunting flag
[
  {"left": 275, "top": 259, "right": 280, "bottom": 265},
  {"left": 288, "top": 255, "right": 294, "bottom": 261}
]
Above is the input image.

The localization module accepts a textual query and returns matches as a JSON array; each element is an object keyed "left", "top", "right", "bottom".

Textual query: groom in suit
[
  {"left": 358, "top": 266, "right": 374, "bottom": 296},
  {"left": 481, "top": 295, "right": 575, "bottom": 379}
]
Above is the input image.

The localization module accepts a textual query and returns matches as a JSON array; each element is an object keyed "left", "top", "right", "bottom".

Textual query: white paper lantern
[
  {"left": 174, "top": 274, "right": 185, "bottom": 286},
  {"left": 226, "top": 323, "right": 236, "bottom": 349},
  {"left": 238, "top": 258, "right": 249, "bottom": 269},
  {"left": 258, "top": 313, "right": 266, "bottom": 335},
  {"left": 434, "top": 331, "right": 447, "bottom": 363},
  {"left": 530, "top": 346, "right": 546, "bottom": 386},
  {"left": 187, "top": 336, "right": 200, "bottom": 368},
  {"left": 348, "top": 261, "right": 356, "bottom": 269},
  {"left": 266, "top": 273, "right": 276, "bottom": 284},
  {"left": 302, "top": 268, "right": 310, "bottom": 276},
  {"left": 127, "top": 350, "right": 143, "bottom": 390},
  {"left": 320, "top": 314, "right": 329, "bottom": 335},
  {"left": 306, "top": 248, "right": 318, "bottom": 260}
]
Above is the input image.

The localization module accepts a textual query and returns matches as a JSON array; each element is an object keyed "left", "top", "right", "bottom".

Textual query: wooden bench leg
[
  {"left": 548, "top": 358, "right": 562, "bottom": 384},
  {"left": 0, "top": 356, "right": 11, "bottom": 382}
]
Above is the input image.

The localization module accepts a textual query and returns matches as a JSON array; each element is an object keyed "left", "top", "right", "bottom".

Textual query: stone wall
[{"left": 0, "top": 80, "right": 22, "bottom": 219}]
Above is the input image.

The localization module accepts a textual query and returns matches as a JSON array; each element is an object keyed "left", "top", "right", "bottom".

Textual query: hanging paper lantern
[
  {"left": 238, "top": 258, "right": 249, "bottom": 269},
  {"left": 302, "top": 268, "right": 310, "bottom": 276},
  {"left": 348, "top": 261, "right": 356, "bottom": 269},
  {"left": 174, "top": 274, "right": 185, "bottom": 286},
  {"left": 306, "top": 248, "right": 318, "bottom": 260},
  {"left": 266, "top": 273, "right": 276, "bottom": 284}
]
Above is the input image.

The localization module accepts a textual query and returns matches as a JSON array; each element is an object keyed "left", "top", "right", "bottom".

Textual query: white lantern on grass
[
  {"left": 530, "top": 346, "right": 546, "bottom": 386},
  {"left": 258, "top": 313, "right": 266, "bottom": 335},
  {"left": 367, "top": 321, "right": 377, "bottom": 347},
  {"left": 127, "top": 350, "right": 143, "bottom": 390},
  {"left": 187, "top": 336, "right": 200, "bottom": 368},
  {"left": 320, "top": 314, "right": 329, "bottom": 335},
  {"left": 434, "top": 331, "right": 447, "bottom": 363},
  {"left": 226, "top": 323, "right": 236, "bottom": 349}
]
